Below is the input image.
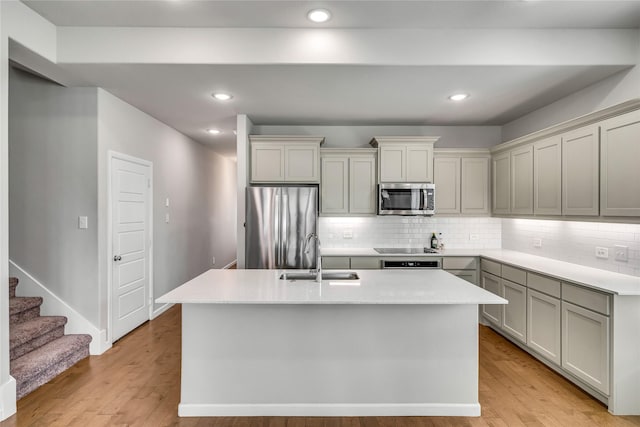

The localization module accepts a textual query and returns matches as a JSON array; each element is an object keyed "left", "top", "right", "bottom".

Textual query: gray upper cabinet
[
  {"left": 250, "top": 135, "right": 324, "bottom": 183},
  {"left": 370, "top": 137, "right": 438, "bottom": 183},
  {"left": 320, "top": 149, "right": 377, "bottom": 216},
  {"left": 492, "top": 152, "right": 511, "bottom": 215},
  {"left": 510, "top": 144, "right": 534, "bottom": 215},
  {"left": 435, "top": 150, "right": 490, "bottom": 216},
  {"left": 534, "top": 136, "right": 562, "bottom": 215},
  {"left": 562, "top": 125, "right": 600, "bottom": 216},
  {"left": 434, "top": 156, "right": 460, "bottom": 214},
  {"left": 600, "top": 110, "right": 640, "bottom": 217},
  {"left": 461, "top": 157, "right": 490, "bottom": 215}
]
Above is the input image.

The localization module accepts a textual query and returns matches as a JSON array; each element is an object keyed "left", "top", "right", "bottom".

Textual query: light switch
[
  {"left": 78, "top": 216, "right": 88, "bottom": 229},
  {"left": 165, "top": 198, "right": 170, "bottom": 207},
  {"left": 343, "top": 229, "right": 353, "bottom": 239},
  {"left": 614, "top": 245, "right": 628, "bottom": 262},
  {"left": 165, "top": 213, "right": 170, "bottom": 223}
]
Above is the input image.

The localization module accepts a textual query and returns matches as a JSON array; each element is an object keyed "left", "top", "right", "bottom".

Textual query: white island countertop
[{"left": 156, "top": 268, "right": 507, "bottom": 305}]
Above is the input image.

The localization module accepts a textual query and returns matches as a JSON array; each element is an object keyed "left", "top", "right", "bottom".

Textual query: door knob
[{"left": 113, "top": 255, "right": 122, "bottom": 261}]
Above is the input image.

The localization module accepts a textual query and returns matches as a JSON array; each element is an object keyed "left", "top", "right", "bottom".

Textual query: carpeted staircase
[{"left": 8, "top": 276, "right": 92, "bottom": 399}]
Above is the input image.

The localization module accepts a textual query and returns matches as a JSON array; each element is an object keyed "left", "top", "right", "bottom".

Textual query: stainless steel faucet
[{"left": 304, "top": 233, "right": 322, "bottom": 282}]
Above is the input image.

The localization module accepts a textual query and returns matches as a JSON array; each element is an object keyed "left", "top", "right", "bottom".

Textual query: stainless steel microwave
[{"left": 378, "top": 183, "right": 435, "bottom": 215}]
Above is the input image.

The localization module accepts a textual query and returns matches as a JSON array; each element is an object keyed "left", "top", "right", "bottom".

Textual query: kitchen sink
[{"left": 279, "top": 272, "right": 360, "bottom": 281}]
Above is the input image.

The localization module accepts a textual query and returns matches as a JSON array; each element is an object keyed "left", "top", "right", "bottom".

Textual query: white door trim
[{"left": 107, "top": 150, "right": 153, "bottom": 344}]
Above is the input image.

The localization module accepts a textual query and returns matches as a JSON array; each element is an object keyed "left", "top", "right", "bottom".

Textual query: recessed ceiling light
[
  {"left": 307, "top": 9, "right": 331, "bottom": 23},
  {"left": 212, "top": 93, "right": 233, "bottom": 101},
  {"left": 206, "top": 129, "right": 221, "bottom": 135},
  {"left": 448, "top": 93, "right": 469, "bottom": 101}
]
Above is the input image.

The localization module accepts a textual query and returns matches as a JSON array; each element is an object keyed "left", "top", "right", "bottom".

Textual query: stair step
[
  {"left": 9, "top": 277, "right": 18, "bottom": 298},
  {"left": 9, "top": 297, "right": 43, "bottom": 324},
  {"left": 11, "top": 334, "right": 92, "bottom": 400},
  {"left": 10, "top": 316, "right": 68, "bottom": 360}
]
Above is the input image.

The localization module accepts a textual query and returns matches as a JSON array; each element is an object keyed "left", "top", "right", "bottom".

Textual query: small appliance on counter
[
  {"left": 245, "top": 185, "right": 318, "bottom": 269},
  {"left": 378, "top": 183, "right": 435, "bottom": 215}
]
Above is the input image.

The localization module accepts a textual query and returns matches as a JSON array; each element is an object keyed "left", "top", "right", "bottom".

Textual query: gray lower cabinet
[
  {"left": 561, "top": 301, "right": 610, "bottom": 395},
  {"left": 443, "top": 256, "right": 478, "bottom": 285},
  {"left": 501, "top": 279, "right": 527, "bottom": 344},
  {"left": 480, "top": 271, "right": 503, "bottom": 326},
  {"left": 322, "top": 256, "right": 350, "bottom": 269},
  {"left": 527, "top": 289, "right": 561, "bottom": 365}
]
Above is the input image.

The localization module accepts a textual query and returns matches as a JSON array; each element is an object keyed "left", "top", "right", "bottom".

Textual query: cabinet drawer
[
  {"left": 562, "top": 283, "right": 611, "bottom": 316},
  {"left": 350, "top": 257, "right": 381, "bottom": 269},
  {"left": 481, "top": 258, "right": 501, "bottom": 276},
  {"left": 502, "top": 265, "right": 527, "bottom": 286},
  {"left": 442, "top": 257, "right": 477, "bottom": 270},
  {"left": 322, "top": 256, "right": 350, "bottom": 269},
  {"left": 527, "top": 272, "right": 561, "bottom": 298},
  {"left": 445, "top": 269, "right": 477, "bottom": 285}
]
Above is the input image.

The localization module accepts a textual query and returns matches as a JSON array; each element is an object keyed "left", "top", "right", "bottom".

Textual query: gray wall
[
  {"left": 251, "top": 125, "right": 501, "bottom": 149},
  {"left": 97, "top": 89, "right": 237, "bottom": 324},
  {"left": 502, "top": 66, "right": 640, "bottom": 142},
  {"left": 9, "top": 66, "right": 100, "bottom": 324}
]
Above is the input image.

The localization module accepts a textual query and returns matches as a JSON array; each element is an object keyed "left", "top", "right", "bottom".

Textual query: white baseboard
[
  {"left": 9, "top": 260, "right": 111, "bottom": 355},
  {"left": 151, "top": 302, "right": 174, "bottom": 320},
  {"left": 223, "top": 260, "right": 237, "bottom": 269},
  {"left": 178, "top": 402, "right": 481, "bottom": 417},
  {"left": 0, "top": 377, "right": 16, "bottom": 421}
]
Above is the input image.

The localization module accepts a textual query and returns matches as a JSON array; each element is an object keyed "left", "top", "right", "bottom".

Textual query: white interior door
[{"left": 111, "top": 155, "right": 152, "bottom": 342}]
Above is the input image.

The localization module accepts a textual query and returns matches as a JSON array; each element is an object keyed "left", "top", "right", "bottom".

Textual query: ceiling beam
[{"left": 57, "top": 28, "right": 639, "bottom": 66}]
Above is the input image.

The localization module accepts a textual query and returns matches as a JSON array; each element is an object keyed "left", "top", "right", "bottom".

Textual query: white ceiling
[{"left": 20, "top": 1, "right": 640, "bottom": 159}]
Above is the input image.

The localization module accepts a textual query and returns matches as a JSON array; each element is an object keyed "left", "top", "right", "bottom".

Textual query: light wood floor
[{"left": 2, "top": 305, "right": 640, "bottom": 427}]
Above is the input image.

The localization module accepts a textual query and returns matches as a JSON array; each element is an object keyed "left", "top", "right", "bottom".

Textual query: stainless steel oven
[{"left": 378, "top": 183, "right": 435, "bottom": 215}]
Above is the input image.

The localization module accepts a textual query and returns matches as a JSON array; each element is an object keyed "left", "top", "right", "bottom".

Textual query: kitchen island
[{"left": 156, "top": 268, "right": 506, "bottom": 417}]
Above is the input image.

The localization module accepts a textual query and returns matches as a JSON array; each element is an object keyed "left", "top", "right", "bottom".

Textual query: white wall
[
  {"left": 252, "top": 125, "right": 500, "bottom": 149},
  {"left": 97, "top": 90, "right": 237, "bottom": 323},
  {"left": 9, "top": 66, "right": 100, "bottom": 324},
  {"left": 236, "top": 114, "right": 253, "bottom": 269},
  {"left": 320, "top": 217, "right": 501, "bottom": 250},
  {"left": 502, "top": 219, "right": 640, "bottom": 277}
]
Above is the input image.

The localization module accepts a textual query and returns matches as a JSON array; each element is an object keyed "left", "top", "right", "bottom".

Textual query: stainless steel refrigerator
[{"left": 245, "top": 186, "right": 318, "bottom": 269}]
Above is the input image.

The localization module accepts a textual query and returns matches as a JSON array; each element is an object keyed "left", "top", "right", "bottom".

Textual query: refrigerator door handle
[
  {"left": 281, "top": 193, "right": 289, "bottom": 268},
  {"left": 274, "top": 193, "right": 281, "bottom": 268}
]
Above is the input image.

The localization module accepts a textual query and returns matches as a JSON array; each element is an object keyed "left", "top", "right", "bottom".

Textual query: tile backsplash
[
  {"left": 319, "top": 217, "right": 502, "bottom": 249},
  {"left": 502, "top": 218, "right": 640, "bottom": 277},
  {"left": 320, "top": 216, "right": 640, "bottom": 277}
]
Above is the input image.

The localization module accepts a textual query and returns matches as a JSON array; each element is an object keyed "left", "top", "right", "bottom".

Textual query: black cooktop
[{"left": 373, "top": 247, "right": 439, "bottom": 254}]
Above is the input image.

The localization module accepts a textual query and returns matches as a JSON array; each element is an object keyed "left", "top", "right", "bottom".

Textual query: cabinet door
[
  {"left": 534, "top": 136, "right": 562, "bottom": 215},
  {"left": 600, "top": 110, "right": 640, "bottom": 216},
  {"left": 492, "top": 152, "right": 511, "bottom": 214},
  {"left": 481, "top": 272, "right": 503, "bottom": 326},
  {"left": 321, "top": 156, "right": 349, "bottom": 214},
  {"left": 527, "top": 289, "right": 561, "bottom": 365},
  {"left": 510, "top": 144, "right": 534, "bottom": 215},
  {"left": 562, "top": 125, "right": 599, "bottom": 216},
  {"left": 461, "top": 157, "right": 490, "bottom": 215},
  {"left": 406, "top": 144, "right": 434, "bottom": 182},
  {"left": 322, "top": 256, "right": 350, "bottom": 269},
  {"left": 502, "top": 279, "right": 527, "bottom": 344},
  {"left": 562, "top": 301, "right": 610, "bottom": 395},
  {"left": 285, "top": 144, "right": 319, "bottom": 182},
  {"left": 251, "top": 143, "right": 284, "bottom": 182},
  {"left": 379, "top": 145, "right": 406, "bottom": 182},
  {"left": 445, "top": 269, "right": 477, "bottom": 285},
  {"left": 434, "top": 156, "right": 460, "bottom": 214},
  {"left": 349, "top": 156, "right": 377, "bottom": 214}
]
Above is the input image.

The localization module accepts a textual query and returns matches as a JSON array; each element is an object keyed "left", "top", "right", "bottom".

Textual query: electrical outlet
[
  {"left": 343, "top": 229, "right": 353, "bottom": 239},
  {"left": 469, "top": 234, "right": 479, "bottom": 241},
  {"left": 595, "top": 247, "right": 609, "bottom": 259},
  {"left": 533, "top": 238, "right": 542, "bottom": 248},
  {"left": 614, "top": 245, "right": 628, "bottom": 262},
  {"left": 165, "top": 213, "right": 170, "bottom": 223},
  {"left": 78, "top": 216, "right": 88, "bottom": 229}
]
